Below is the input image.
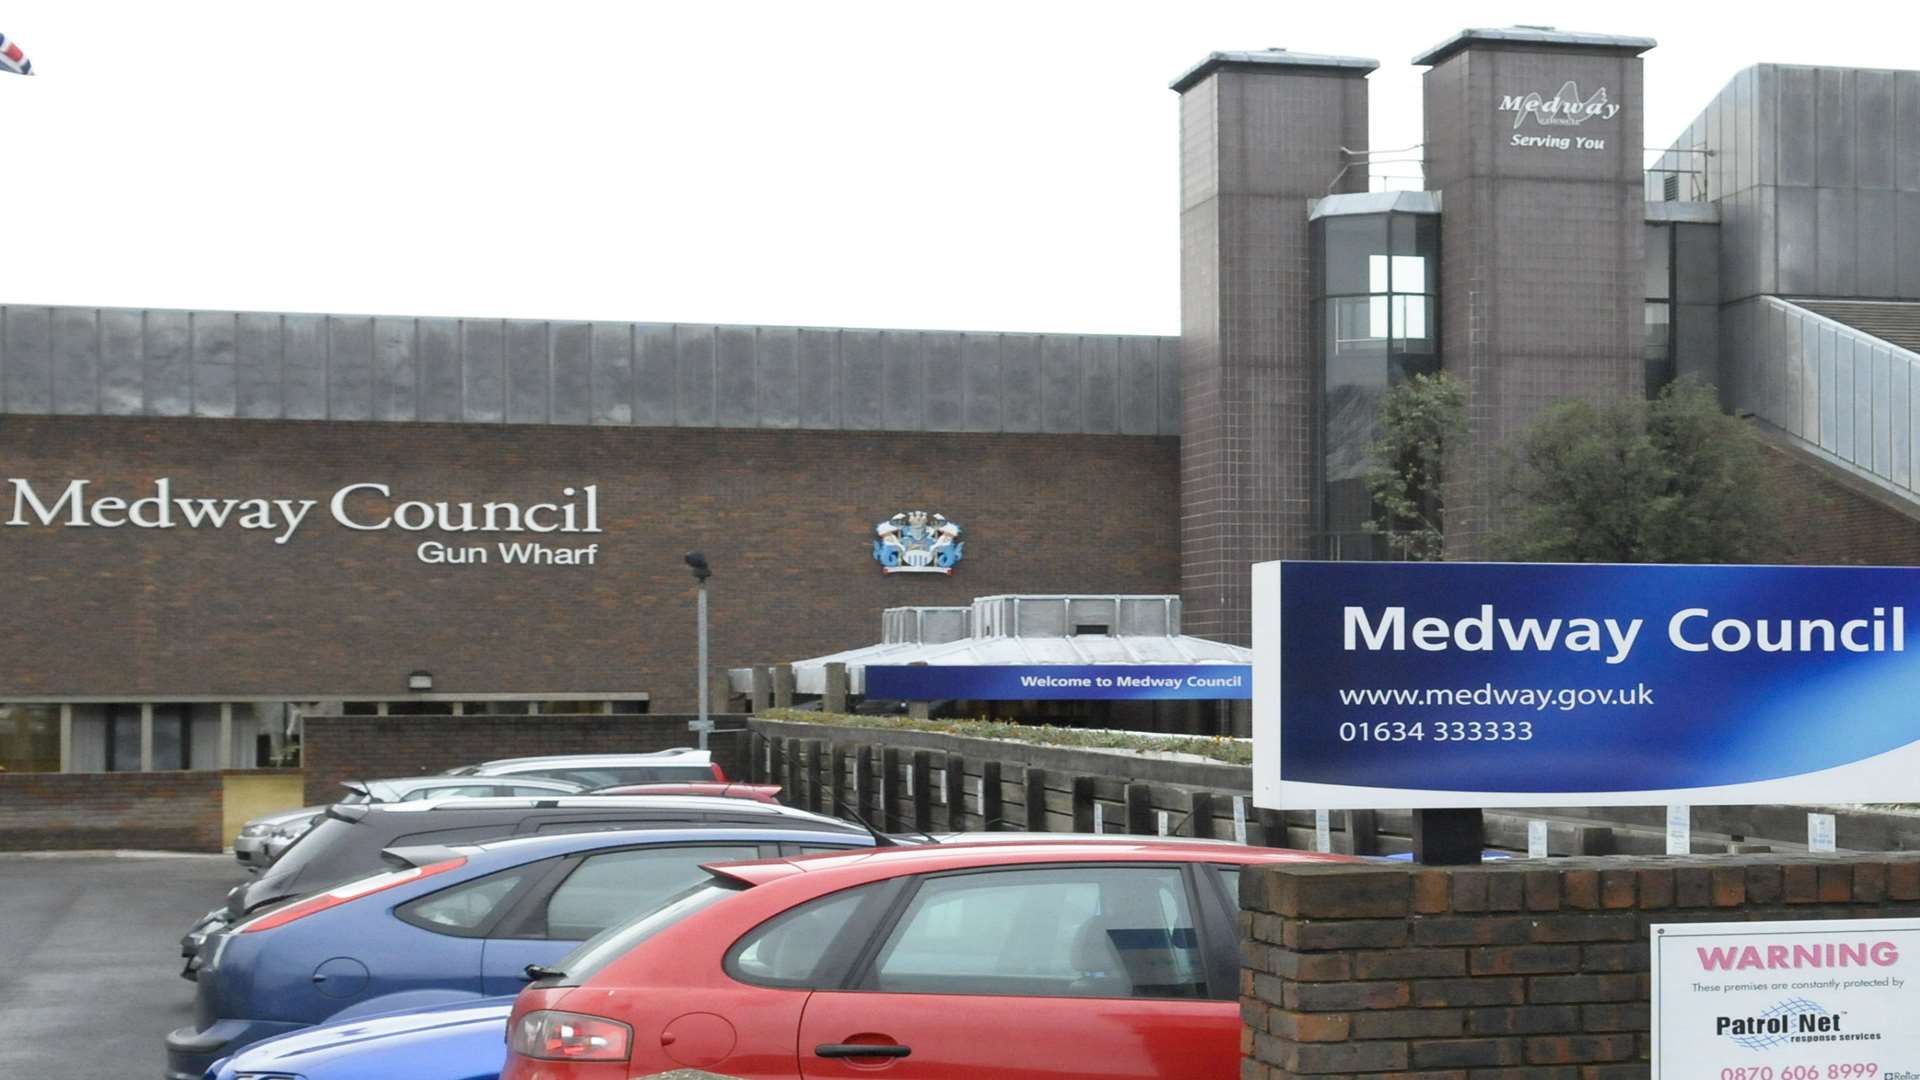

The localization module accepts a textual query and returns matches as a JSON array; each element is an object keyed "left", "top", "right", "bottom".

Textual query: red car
[
  {"left": 501, "top": 838, "right": 1349, "bottom": 1079},
  {"left": 589, "top": 781, "right": 784, "bottom": 803}
]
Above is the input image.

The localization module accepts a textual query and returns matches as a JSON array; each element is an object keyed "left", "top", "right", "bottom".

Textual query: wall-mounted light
[{"left": 408, "top": 670, "right": 433, "bottom": 692}]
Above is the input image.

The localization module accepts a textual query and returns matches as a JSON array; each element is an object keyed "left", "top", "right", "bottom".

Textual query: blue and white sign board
[
  {"left": 866, "top": 664, "right": 1250, "bottom": 701},
  {"left": 1254, "top": 560, "right": 1920, "bottom": 810},
  {"left": 1653, "top": 918, "right": 1920, "bottom": 1078}
]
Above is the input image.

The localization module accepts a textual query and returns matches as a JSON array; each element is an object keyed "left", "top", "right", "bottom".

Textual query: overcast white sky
[{"left": 1, "top": 2, "right": 1914, "bottom": 335}]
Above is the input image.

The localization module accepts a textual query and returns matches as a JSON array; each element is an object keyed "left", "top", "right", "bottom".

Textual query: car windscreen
[
  {"left": 544, "top": 879, "right": 745, "bottom": 987},
  {"left": 530, "top": 765, "right": 716, "bottom": 787}
]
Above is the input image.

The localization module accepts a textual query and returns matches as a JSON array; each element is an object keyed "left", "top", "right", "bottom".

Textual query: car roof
[
  {"left": 346, "top": 775, "right": 584, "bottom": 796},
  {"left": 704, "top": 836, "right": 1355, "bottom": 887},
  {"left": 378, "top": 794, "right": 798, "bottom": 814},
  {"left": 466, "top": 750, "right": 711, "bottom": 771},
  {"left": 446, "top": 825, "right": 872, "bottom": 863}
]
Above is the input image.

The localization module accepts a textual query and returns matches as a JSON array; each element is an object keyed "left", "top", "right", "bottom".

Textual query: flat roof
[
  {"left": 1171, "top": 49, "right": 1377, "bottom": 93},
  {"left": 1414, "top": 26, "right": 1656, "bottom": 67}
]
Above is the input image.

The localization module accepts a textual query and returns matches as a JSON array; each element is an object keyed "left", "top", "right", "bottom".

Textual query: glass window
[
  {"left": 868, "top": 867, "right": 1206, "bottom": 999},
  {"left": 1646, "top": 225, "right": 1673, "bottom": 300},
  {"left": 543, "top": 845, "right": 757, "bottom": 940},
  {"left": 730, "top": 885, "right": 875, "bottom": 988},
  {"left": 401, "top": 869, "right": 528, "bottom": 934},
  {"left": 1214, "top": 866, "right": 1241, "bottom": 911},
  {"left": 541, "top": 765, "right": 715, "bottom": 787},
  {"left": 1322, "top": 215, "right": 1388, "bottom": 295},
  {"left": 0, "top": 704, "right": 60, "bottom": 773},
  {"left": 555, "top": 881, "right": 743, "bottom": 986}
]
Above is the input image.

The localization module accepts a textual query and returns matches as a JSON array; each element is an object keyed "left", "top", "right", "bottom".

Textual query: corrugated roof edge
[{"left": 1170, "top": 49, "right": 1377, "bottom": 93}]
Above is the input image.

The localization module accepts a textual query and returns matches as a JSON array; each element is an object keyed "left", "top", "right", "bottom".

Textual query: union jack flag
[{"left": 0, "top": 33, "right": 33, "bottom": 76}]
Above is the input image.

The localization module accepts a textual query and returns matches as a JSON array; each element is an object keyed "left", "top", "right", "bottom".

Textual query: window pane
[
  {"left": 1214, "top": 866, "right": 1242, "bottom": 911},
  {"left": 1646, "top": 225, "right": 1672, "bottom": 299},
  {"left": 731, "top": 885, "right": 873, "bottom": 987},
  {"left": 544, "top": 846, "right": 756, "bottom": 939},
  {"left": 1322, "top": 215, "right": 1388, "bottom": 294},
  {"left": 1390, "top": 254, "right": 1428, "bottom": 294},
  {"left": 870, "top": 867, "right": 1206, "bottom": 999},
  {"left": 0, "top": 704, "right": 60, "bottom": 773},
  {"left": 406, "top": 870, "right": 527, "bottom": 932}
]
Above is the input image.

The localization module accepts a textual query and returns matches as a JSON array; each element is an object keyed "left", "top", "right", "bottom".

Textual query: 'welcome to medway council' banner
[{"left": 1255, "top": 561, "right": 1920, "bottom": 810}]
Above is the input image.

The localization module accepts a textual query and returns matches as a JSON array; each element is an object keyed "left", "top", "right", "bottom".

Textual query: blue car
[
  {"left": 207, "top": 997, "right": 518, "bottom": 1080},
  {"left": 166, "top": 825, "right": 866, "bottom": 1079}
]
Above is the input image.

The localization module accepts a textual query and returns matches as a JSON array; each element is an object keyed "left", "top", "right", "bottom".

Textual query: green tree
[
  {"left": 1493, "top": 378, "right": 1781, "bottom": 563},
  {"left": 1364, "top": 372, "right": 1467, "bottom": 560}
]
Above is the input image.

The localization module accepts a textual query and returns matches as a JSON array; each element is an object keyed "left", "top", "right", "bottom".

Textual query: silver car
[{"left": 444, "top": 748, "right": 721, "bottom": 788}]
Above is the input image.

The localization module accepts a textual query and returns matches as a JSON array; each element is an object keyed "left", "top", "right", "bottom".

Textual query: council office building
[{"left": 5, "top": 26, "right": 1920, "bottom": 775}]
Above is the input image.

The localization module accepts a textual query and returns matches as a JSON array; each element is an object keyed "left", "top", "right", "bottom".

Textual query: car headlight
[
  {"left": 268, "top": 823, "right": 307, "bottom": 839},
  {"left": 238, "top": 823, "right": 272, "bottom": 838}
]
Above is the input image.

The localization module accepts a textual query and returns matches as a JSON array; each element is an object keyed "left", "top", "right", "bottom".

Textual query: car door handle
[{"left": 815, "top": 1043, "right": 911, "bottom": 1059}]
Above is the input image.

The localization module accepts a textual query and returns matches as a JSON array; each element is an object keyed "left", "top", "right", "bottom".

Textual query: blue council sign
[
  {"left": 866, "top": 664, "right": 1251, "bottom": 701},
  {"left": 1253, "top": 560, "right": 1920, "bottom": 810}
]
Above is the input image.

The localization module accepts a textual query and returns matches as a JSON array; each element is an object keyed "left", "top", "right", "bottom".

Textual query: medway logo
[{"left": 1499, "top": 81, "right": 1619, "bottom": 128}]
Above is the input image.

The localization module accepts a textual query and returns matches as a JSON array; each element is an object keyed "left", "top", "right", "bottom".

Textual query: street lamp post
[{"left": 685, "top": 551, "right": 713, "bottom": 751}]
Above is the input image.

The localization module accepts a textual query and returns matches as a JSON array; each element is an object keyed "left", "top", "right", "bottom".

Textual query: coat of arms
[{"left": 873, "top": 510, "right": 964, "bottom": 574}]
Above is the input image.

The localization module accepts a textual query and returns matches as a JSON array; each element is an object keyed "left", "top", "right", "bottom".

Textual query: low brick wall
[
  {"left": 1240, "top": 853, "right": 1920, "bottom": 1078},
  {"left": 301, "top": 714, "right": 749, "bottom": 804},
  {"left": 0, "top": 768, "right": 293, "bottom": 852}
]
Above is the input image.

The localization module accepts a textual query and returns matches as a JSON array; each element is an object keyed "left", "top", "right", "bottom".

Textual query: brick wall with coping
[
  {"left": 0, "top": 767, "right": 294, "bottom": 852},
  {"left": 301, "top": 713, "right": 748, "bottom": 805},
  {"left": 1241, "top": 853, "right": 1920, "bottom": 1078}
]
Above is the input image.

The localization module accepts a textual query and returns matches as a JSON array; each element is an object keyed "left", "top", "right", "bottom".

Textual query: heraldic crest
[{"left": 873, "top": 510, "right": 964, "bottom": 574}]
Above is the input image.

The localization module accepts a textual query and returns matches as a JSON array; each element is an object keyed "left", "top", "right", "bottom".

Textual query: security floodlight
[
  {"left": 684, "top": 551, "right": 712, "bottom": 582},
  {"left": 407, "top": 670, "right": 433, "bottom": 692}
]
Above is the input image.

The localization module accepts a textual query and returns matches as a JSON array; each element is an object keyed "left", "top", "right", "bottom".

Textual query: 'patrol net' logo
[{"left": 1716, "top": 999, "right": 1835, "bottom": 1050}]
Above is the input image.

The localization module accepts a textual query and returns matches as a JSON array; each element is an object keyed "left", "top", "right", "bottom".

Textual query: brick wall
[
  {"left": 1241, "top": 853, "right": 1920, "bottom": 1078},
  {"left": 1760, "top": 437, "right": 1920, "bottom": 565},
  {"left": 0, "top": 768, "right": 290, "bottom": 852},
  {"left": 0, "top": 415, "right": 1181, "bottom": 710},
  {"left": 301, "top": 713, "right": 748, "bottom": 804}
]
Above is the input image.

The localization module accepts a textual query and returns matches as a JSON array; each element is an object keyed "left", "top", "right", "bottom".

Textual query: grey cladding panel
[
  {"left": 755, "top": 326, "right": 799, "bottom": 429},
  {"left": 551, "top": 322, "right": 592, "bottom": 425},
  {"left": 674, "top": 325, "right": 716, "bottom": 427},
  {"left": 589, "top": 322, "right": 634, "bottom": 426},
  {"left": 3, "top": 306, "right": 51, "bottom": 413},
  {"left": 1857, "top": 70, "right": 1897, "bottom": 190},
  {"left": 374, "top": 318, "right": 417, "bottom": 422},
  {"left": 505, "top": 320, "right": 550, "bottom": 424},
  {"left": 839, "top": 330, "right": 882, "bottom": 430},
  {"left": 714, "top": 326, "right": 758, "bottom": 428},
  {"left": 1857, "top": 189, "right": 1898, "bottom": 298},
  {"left": 1816, "top": 188, "right": 1858, "bottom": 297},
  {"left": 460, "top": 320, "right": 506, "bottom": 423},
  {"left": 1001, "top": 335, "right": 1041, "bottom": 433},
  {"left": 1158, "top": 338, "right": 1181, "bottom": 437},
  {"left": 327, "top": 316, "right": 375, "bottom": 422},
  {"left": 881, "top": 332, "right": 922, "bottom": 431},
  {"left": 101, "top": 308, "right": 147, "bottom": 417},
  {"left": 1901, "top": 72, "right": 1920, "bottom": 192},
  {"left": 1080, "top": 336, "right": 1118, "bottom": 435},
  {"left": 51, "top": 307, "right": 98, "bottom": 415},
  {"left": 144, "top": 309, "right": 191, "bottom": 417},
  {"left": 1119, "top": 336, "right": 1158, "bottom": 435},
  {"left": 1777, "top": 67, "right": 1817, "bottom": 187},
  {"left": 923, "top": 332, "right": 963, "bottom": 432},
  {"left": 1818, "top": 69, "right": 1857, "bottom": 190},
  {"left": 190, "top": 311, "right": 237, "bottom": 419},
  {"left": 1040, "top": 335, "right": 1081, "bottom": 433},
  {"left": 1777, "top": 187, "right": 1819, "bottom": 295},
  {"left": 1902, "top": 192, "right": 1920, "bottom": 297},
  {"left": 416, "top": 318, "right": 462, "bottom": 422},
  {"left": 961, "top": 334, "right": 1001, "bottom": 432},
  {"left": 632, "top": 323, "right": 675, "bottom": 427},
  {"left": 796, "top": 328, "right": 839, "bottom": 429}
]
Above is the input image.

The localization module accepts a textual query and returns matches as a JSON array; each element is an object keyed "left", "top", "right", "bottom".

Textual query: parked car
[
  {"left": 181, "top": 794, "right": 857, "bottom": 979},
  {"left": 207, "top": 997, "right": 518, "bottom": 1080},
  {"left": 231, "top": 776, "right": 589, "bottom": 869},
  {"left": 590, "top": 781, "right": 782, "bottom": 803},
  {"left": 445, "top": 749, "right": 726, "bottom": 787},
  {"left": 501, "top": 838, "right": 1351, "bottom": 1079},
  {"left": 167, "top": 824, "right": 871, "bottom": 1080}
]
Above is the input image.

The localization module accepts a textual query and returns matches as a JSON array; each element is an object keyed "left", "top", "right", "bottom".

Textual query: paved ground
[{"left": 0, "top": 852, "right": 246, "bottom": 1079}]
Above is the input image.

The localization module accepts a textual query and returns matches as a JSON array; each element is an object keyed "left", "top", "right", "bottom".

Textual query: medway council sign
[
  {"left": 1253, "top": 561, "right": 1920, "bottom": 810},
  {"left": 865, "top": 664, "right": 1251, "bottom": 701}
]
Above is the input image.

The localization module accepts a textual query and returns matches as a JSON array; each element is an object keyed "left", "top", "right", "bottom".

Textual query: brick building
[{"left": 6, "top": 25, "right": 1920, "bottom": 774}]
